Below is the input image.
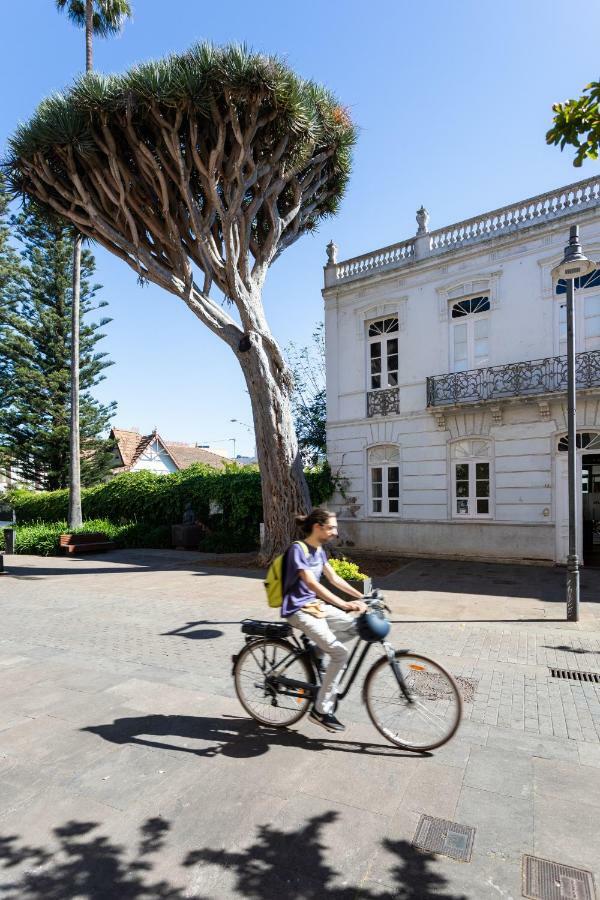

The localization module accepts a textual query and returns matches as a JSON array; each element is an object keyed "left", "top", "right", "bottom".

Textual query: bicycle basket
[{"left": 241, "top": 619, "right": 292, "bottom": 639}]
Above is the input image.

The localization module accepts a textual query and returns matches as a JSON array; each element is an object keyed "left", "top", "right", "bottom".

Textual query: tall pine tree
[{"left": 0, "top": 201, "right": 116, "bottom": 490}]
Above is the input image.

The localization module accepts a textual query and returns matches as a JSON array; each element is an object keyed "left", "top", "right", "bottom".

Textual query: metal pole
[{"left": 566, "top": 275, "right": 580, "bottom": 621}]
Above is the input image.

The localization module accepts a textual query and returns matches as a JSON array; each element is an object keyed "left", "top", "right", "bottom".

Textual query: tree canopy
[
  {"left": 547, "top": 80, "right": 600, "bottom": 166},
  {"left": 5, "top": 43, "right": 355, "bottom": 334},
  {"left": 0, "top": 203, "right": 116, "bottom": 489},
  {"left": 55, "top": 0, "right": 132, "bottom": 38}
]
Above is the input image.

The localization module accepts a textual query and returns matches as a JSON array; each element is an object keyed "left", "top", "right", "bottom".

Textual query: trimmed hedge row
[{"left": 5, "top": 464, "right": 335, "bottom": 552}]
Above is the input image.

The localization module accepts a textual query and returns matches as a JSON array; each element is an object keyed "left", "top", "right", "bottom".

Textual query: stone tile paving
[{"left": 0, "top": 550, "right": 599, "bottom": 898}]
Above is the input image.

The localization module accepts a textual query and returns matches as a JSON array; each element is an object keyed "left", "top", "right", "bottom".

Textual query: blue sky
[{"left": 1, "top": 0, "right": 598, "bottom": 456}]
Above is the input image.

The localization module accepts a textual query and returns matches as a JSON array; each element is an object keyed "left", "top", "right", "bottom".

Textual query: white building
[{"left": 323, "top": 175, "right": 600, "bottom": 565}]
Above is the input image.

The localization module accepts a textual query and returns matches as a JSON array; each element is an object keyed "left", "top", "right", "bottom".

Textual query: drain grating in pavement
[
  {"left": 522, "top": 854, "right": 596, "bottom": 900},
  {"left": 412, "top": 815, "right": 474, "bottom": 862},
  {"left": 549, "top": 668, "right": 600, "bottom": 684}
]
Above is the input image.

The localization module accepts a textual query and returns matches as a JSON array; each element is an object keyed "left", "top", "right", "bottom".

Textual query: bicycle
[{"left": 232, "top": 594, "right": 463, "bottom": 751}]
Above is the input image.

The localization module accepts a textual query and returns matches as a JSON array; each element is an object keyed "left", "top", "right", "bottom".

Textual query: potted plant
[{"left": 327, "top": 556, "right": 372, "bottom": 598}]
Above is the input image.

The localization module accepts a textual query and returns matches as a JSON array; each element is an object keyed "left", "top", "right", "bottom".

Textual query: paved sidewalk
[{"left": 0, "top": 550, "right": 599, "bottom": 899}]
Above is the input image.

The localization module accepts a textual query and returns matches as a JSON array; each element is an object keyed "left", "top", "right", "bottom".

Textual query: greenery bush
[
  {"left": 6, "top": 464, "right": 336, "bottom": 554},
  {"left": 328, "top": 556, "right": 368, "bottom": 581},
  {"left": 0, "top": 519, "right": 171, "bottom": 556}
]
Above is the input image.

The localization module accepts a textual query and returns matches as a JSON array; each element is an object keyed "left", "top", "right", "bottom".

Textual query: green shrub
[
  {"left": 0, "top": 518, "right": 172, "bottom": 556},
  {"left": 6, "top": 465, "right": 336, "bottom": 543},
  {"left": 328, "top": 556, "right": 368, "bottom": 581}
]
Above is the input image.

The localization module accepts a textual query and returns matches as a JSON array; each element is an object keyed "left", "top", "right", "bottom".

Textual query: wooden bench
[{"left": 59, "top": 532, "right": 115, "bottom": 555}]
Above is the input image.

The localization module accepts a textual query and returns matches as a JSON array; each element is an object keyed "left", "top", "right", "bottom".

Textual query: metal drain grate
[
  {"left": 412, "top": 815, "right": 474, "bottom": 862},
  {"left": 523, "top": 854, "right": 596, "bottom": 900},
  {"left": 550, "top": 668, "right": 600, "bottom": 684}
]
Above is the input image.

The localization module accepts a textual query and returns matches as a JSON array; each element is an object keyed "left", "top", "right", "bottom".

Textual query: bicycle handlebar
[{"left": 363, "top": 590, "right": 390, "bottom": 613}]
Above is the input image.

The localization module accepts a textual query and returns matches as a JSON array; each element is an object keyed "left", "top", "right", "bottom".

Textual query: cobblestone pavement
[{"left": 0, "top": 550, "right": 599, "bottom": 899}]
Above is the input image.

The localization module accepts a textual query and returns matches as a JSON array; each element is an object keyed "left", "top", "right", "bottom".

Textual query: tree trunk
[
  {"left": 85, "top": 0, "right": 93, "bottom": 71},
  {"left": 68, "top": 235, "right": 82, "bottom": 529},
  {"left": 238, "top": 333, "right": 311, "bottom": 564}
]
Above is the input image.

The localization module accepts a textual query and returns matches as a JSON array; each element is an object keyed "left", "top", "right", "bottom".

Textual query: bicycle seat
[{"left": 241, "top": 619, "right": 292, "bottom": 638}]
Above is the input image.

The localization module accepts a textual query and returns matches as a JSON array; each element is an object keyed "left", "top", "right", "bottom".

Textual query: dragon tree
[{"left": 6, "top": 44, "right": 355, "bottom": 560}]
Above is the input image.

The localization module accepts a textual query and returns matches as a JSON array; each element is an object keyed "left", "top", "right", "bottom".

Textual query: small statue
[
  {"left": 416, "top": 206, "right": 430, "bottom": 235},
  {"left": 326, "top": 240, "right": 338, "bottom": 265},
  {"left": 182, "top": 501, "right": 196, "bottom": 525}
]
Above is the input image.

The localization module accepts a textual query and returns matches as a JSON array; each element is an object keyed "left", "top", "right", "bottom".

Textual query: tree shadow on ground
[
  {"left": 0, "top": 813, "right": 467, "bottom": 899},
  {"left": 82, "top": 714, "right": 427, "bottom": 760}
]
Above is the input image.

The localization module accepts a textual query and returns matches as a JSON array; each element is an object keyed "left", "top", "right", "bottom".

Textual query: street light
[
  {"left": 230, "top": 419, "right": 255, "bottom": 458},
  {"left": 552, "top": 225, "right": 595, "bottom": 622}
]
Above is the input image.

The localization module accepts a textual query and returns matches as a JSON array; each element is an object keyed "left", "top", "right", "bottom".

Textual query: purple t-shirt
[{"left": 281, "top": 542, "right": 328, "bottom": 617}]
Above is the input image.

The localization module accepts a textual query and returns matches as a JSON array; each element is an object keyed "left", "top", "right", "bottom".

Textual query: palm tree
[{"left": 55, "top": 0, "right": 132, "bottom": 527}]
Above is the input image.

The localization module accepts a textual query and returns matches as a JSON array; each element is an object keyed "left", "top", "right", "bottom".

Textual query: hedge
[{"left": 5, "top": 464, "right": 336, "bottom": 545}]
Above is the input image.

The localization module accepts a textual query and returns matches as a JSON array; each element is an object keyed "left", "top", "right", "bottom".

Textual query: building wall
[{"left": 325, "top": 201, "right": 600, "bottom": 563}]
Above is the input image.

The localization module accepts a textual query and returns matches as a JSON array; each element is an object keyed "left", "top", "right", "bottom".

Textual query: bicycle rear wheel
[
  {"left": 234, "top": 638, "right": 313, "bottom": 727},
  {"left": 364, "top": 652, "right": 463, "bottom": 751}
]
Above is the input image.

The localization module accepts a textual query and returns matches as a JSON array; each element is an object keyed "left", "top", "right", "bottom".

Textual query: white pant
[{"left": 288, "top": 604, "right": 357, "bottom": 715}]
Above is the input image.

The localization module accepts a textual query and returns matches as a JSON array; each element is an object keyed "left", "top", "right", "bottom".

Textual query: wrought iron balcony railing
[
  {"left": 426, "top": 350, "right": 600, "bottom": 407},
  {"left": 367, "top": 388, "right": 400, "bottom": 417}
]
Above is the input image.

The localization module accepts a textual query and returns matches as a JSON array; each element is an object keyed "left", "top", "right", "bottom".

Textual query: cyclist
[{"left": 281, "top": 507, "right": 367, "bottom": 733}]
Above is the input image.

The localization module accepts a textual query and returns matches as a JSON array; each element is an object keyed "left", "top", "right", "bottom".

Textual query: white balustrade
[{"left": 330, "top": 176, "right": 600, "bottom": 284}]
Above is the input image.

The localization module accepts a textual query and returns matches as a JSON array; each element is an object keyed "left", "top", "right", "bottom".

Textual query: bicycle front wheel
[
  {"left": 234, "top": 638, "right": 313, "bottom": 727},
  {"left": 364, "top": 652, "right": 463, "bottom": 751}
]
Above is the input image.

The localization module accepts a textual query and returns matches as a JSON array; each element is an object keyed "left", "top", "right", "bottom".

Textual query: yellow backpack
[{"left": 264, "top": 541, "right": 308, "bottom": 609}]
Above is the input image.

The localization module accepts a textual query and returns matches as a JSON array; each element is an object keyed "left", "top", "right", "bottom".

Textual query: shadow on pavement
[
  {"left": 82, "top": 714, "right": 428, "bottom": 760},
  {"left": 160, "top": 619, "right": 243, "bottom": 640},
  {"left": 0, "top": 813, "right": 467, "bottom": 899},
  {"left": 378, "top": 557, "right": 600, "bottom": 604}
]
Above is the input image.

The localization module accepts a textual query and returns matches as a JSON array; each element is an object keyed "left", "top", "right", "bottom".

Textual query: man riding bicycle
[{"left": 281, "top": 507, "right": 367, "bottom": 733}]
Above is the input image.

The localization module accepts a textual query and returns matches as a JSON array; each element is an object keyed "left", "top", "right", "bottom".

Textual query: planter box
[{"left": 327, "top": 577, "right": 372, "bottom": 600}]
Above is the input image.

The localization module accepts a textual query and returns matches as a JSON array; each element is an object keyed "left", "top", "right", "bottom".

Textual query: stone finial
[
  {"left": 416, "top": 206, "right": 430, "bottom": 235},
  {"left": 326, "top": 240, "right": 338, "bottom": 266}
]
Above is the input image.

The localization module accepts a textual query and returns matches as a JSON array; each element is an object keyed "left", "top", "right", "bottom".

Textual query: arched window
[
  {"left": 367, "top": 317, "right": 399, "bottom": 390},
  {"left": 368, "top": 445, "right": 400, "bottom": 516},
  {"left": 557, "top": 432, "right": 600, "bottom": 452},
  {"left": 450, "top": 296, "right": 490, "bottom": 372},
  {"left": 451, "top": 439, "right": 492, "bottom": 518}
]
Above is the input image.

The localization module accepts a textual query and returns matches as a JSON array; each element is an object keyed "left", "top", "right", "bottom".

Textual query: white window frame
[
  {"left": 450, "top": 439, "right": 493, "bottom": 519},
  {"left": 557, "top": 288, "right": 600, "bottom": 355},
  {"left": 449, "top": 295, "right": 490, "bottom": 372},
  {"left": 367, "top": 317, "right": 399, "bottom": 391},
  {"left": 368, "top": 445, "right": 400, "bottom": 517}
]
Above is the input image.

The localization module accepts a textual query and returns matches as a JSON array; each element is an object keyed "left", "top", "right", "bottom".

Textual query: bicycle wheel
[
  {"left": 364, "top": 652, "right": 463, "bottom": 751},
  {"left": 234, "top": 638, "right": 314, "bottom": 727}
]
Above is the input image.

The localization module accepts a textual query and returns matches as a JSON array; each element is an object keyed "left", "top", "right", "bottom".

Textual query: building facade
[{"left": 323, "top": 176, "right": 600, "bottom": 564}]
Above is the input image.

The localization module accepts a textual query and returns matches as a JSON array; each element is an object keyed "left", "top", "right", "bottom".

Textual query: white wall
[{"left": 324, "top": 204, "right": 600, "bottom": 561}]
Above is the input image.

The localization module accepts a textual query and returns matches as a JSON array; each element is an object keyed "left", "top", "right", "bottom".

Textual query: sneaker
[{"left": 308, "top": 709, "right": 346, "bottom": 733}]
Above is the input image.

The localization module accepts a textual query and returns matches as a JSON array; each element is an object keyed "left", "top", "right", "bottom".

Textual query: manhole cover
[
  {"left": 412, "top": 815, "right": 474, "bottom": 862},
  {"left": 523, "top": 854, "right": 596, "bottom": 900},
  {"left": 409, "top": 672, "right": 477, "bottom": 703}
]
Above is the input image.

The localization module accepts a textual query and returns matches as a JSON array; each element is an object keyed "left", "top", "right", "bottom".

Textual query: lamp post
[
  {"left": 552, "top": 225, "right": 595, "bottom": 622},
  {"left": 230, "top": 419, "right": 255, "bottom": 458}
]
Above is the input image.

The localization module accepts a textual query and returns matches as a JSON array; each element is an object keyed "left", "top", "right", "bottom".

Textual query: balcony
[
  {"left": 367, "top": 388, "right": 400, "bottom": 417},
  {"left": 426, "top": 350, "right": 600, "bottom": 407}
]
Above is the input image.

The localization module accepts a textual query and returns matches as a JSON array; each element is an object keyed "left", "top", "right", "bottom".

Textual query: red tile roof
[{"left": 110, "top": 428, "right": 230, "bottom": 472}]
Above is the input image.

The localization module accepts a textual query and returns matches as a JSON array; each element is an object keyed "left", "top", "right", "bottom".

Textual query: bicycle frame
[{"left": 247, "top": 631, "right": 377, "bottom": 704}]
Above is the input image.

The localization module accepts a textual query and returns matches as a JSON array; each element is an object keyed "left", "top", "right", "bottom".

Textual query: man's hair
[{"left": 295, "top": 507, "right": 334, "bottom": 537}]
